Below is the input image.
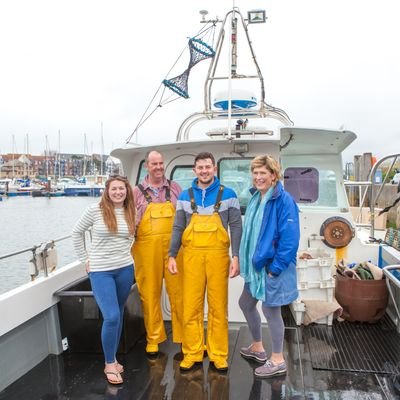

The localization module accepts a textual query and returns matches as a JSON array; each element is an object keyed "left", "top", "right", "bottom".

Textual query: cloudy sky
[{"left": 1, "top": 0, "right": 399, "bottom": 163}]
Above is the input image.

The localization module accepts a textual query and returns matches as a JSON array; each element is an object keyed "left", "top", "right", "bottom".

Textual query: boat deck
[{"left": 1, "top": 310, "right": 400, "bottom": 400}]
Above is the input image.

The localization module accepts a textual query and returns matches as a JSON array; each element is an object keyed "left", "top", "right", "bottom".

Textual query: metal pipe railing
[{"left": 0, "top": 235, "right": 70, "bottom": 261}]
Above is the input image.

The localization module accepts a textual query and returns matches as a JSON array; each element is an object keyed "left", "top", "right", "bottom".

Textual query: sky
[{"left": 0, "top": 0, "right": 399, "bottom": 164}]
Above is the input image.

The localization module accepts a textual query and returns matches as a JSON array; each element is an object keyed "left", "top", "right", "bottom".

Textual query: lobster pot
[{"left": 335, "top": 273, "right": 388, "bottom": 322}]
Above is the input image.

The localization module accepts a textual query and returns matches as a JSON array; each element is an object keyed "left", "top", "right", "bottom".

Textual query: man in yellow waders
[
  {"left": 133, "top": 150, "right": 183, "bottom": 356},
  {"left": 167, "top": 152, "right": 242, "bottom": 371}
]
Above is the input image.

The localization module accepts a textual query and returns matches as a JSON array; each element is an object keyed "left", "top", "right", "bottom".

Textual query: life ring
[{"left": 320, "top": 216, "right": 354, "bottom": 249}]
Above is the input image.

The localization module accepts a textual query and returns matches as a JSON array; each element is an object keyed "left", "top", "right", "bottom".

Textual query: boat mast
[
  {"left": 83, "top": 133, "right": 88, "bottom": 177},
  {"left": 57, "top": 130, "right": 61, "bottom": 180},
  {"left": 100, "top": 122, "right": 104, "bottom": 176},
  {"left": 45, "top": 135, "right": 49, "bottom": 178},
  {"left": 12, "top": 135, "right": 15, "bottom": 178},
  {"left": 26, "top": 134, "right": 30, "bottom": 178},
  {"left": 227, "top": 2, "right": 237, "bottom": 139}
]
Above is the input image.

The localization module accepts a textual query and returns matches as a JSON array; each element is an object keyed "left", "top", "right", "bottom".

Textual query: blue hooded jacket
[{"left": 252, "top": 181, "right": 300, "bottom": 306}]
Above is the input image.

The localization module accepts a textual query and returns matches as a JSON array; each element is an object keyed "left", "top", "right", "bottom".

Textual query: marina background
[
  {"left": 1, "top": 0, "right": 400, "bottom": 163},
  {"left": 0, "top": 196, "right": 95, "bottom": 294}
]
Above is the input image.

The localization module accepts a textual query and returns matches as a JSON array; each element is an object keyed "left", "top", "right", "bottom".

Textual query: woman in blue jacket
[{"left": 238, "top": 154, "right": 300, "bottom": 378}]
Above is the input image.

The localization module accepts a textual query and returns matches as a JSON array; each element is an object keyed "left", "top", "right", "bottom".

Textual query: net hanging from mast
[
  {"left": 126, "top": 24, "right": 216, "bottom": 144},
  {"left": 162, "top": 37, "right": 215, "bottom": 99}
]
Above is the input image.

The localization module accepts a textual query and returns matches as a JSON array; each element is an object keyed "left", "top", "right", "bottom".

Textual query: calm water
[{"left": 0, "top": 196, "right": 97, "bottom": 294}]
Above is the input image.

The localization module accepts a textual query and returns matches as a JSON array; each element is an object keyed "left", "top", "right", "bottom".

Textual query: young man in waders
[{"left": 167, "top": 152, "right": 242, "bottom": 371}]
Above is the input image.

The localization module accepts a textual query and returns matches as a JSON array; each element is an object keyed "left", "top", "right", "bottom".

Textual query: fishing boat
[{"left": 1, "top": 6, "right": 400, "bottom": 399}]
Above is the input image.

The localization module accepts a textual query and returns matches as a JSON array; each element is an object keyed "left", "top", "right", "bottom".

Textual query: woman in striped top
[{"left": 72, "top": 175, "right": 136, "bottom": 385}]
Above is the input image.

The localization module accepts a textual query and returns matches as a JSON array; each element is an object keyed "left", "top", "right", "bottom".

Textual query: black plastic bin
[{"left": 56, "top": 276, "right": 145, "bottom": 353}]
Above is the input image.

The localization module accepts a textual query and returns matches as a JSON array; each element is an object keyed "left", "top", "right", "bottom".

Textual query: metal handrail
[
  {"left": 344, "top": 180, "right": 372, "bottom": 225},
  {"left": 0, "top": 235, "right": 71, "bottom": 261},
  {"left": 383, "top": 265, "right": 400, "bottom": 324},
  {"left": 345, "top": 153, "right": 400, "bottom": 237},
  {"left": 369, "top": 154, "right": 400, "bottom": 236}
]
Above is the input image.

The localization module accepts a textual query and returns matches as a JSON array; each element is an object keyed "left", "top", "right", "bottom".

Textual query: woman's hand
[
  {"left": 85, "top": 260, "right": 90, "bottom": 274},
  {"left": 229, "top": 256, "right": 240, "bottom": 278}
]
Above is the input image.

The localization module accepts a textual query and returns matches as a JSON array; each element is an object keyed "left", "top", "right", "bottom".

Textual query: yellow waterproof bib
[
  {"left": 182, "top": 212, "right": 230, "bottom": 250},
  {"left": 133, "top": 200, "right": 183, "bottom": 344},
  {"left": 180, "top": 187, "right": 230, "bottom": 365}
]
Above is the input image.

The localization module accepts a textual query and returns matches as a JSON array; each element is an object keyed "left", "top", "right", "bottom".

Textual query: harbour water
[{"left": 0, "top": 196, "right": 97, "bottom": 295}]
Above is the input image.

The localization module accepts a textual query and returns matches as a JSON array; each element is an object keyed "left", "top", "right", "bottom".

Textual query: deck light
[
  {"left": 234, "top": 143, "right": 249, "bottom": 154},
  {"left": 247, "top": 10, "right": 266, "bottom": 24}
]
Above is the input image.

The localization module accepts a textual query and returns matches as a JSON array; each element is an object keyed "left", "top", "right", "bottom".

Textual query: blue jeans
[{"left": 89, "top": 264, "right": 134, "bottom": 363}]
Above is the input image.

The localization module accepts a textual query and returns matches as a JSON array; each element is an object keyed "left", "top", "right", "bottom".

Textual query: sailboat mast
[
  {"left": 12, "top": 135, "right": 15, "bottom": 178},
  {"left": 58, "top": 130, "right": 61, "bottom": 179},
  {"left": 83, "top": 133, "right": 88, "bottom": 177},
  {"left": 26, "top": 134, "right": 30, "bottom": 178},
  {"left": 45, "top": 135, "right": 49, "bottom": 178},
  {"left": 100, "top": 122, "right": 104, "bottom": 176}
]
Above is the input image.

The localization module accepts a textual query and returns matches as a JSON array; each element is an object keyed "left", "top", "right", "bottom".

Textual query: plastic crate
[
  {"left": 297, "top": 282, "right": 334, "bottom": 302},
  {"left": 297, "top": 279, "right": 335, "bottom": 291},
  {"left": 290, "top": 300, "right": 334, "bottom": 326},
  {"left": 297, "top": 248, "right": 334, "bottom": 283}
]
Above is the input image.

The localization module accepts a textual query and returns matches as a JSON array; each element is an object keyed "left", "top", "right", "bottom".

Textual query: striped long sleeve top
[{"left": 72, "top": 203, "right": 135, "bottom": 272}]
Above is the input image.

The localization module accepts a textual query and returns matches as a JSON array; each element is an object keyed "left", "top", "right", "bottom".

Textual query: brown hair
[
  {"left": 99, "top": 176, "right": 136, "bottom": 235},
  {"left": 194, "top": 152, "right": 216, "bottom": 166},
  {"left": 250, "top": 154, "right": 282, "bottom": 181}
]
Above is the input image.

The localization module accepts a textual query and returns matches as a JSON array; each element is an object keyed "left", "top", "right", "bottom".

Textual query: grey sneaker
[
  {"left": 240, "top": 345, "right": 267, "bottom": 363},
  {"left": 254, "top": 359, "right": 287, "bottom": 378}
]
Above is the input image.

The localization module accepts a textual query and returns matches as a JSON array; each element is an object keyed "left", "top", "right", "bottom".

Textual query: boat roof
[
  {"left": 280, "top": 127, "right": 357, "bottom": 156},
  {"left": 112, "top": 126, "right": 356, "bottom": 160}
]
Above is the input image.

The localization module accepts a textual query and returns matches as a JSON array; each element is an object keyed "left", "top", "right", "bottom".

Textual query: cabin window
[
  {"left": 283, "top": 167, "right": 338, "bottom": 206},
  {"left": 171, "top": 166, "right": 196, "bottom": 190},
  {"left": 218, "top": 158, "right": 253, "bottom": 214}
]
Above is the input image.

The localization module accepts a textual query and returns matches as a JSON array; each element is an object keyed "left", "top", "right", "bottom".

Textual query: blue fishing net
[
  {"left": 162, "top": 69, "right": 190, "bottom": 99},
  {"left": 188, "top": 38, "right": 215, "bottom": 69}
]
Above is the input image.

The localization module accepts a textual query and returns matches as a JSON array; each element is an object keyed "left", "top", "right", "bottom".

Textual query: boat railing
[
  {"left": 344, "top": 153, "right": 400, "bottom": 238},
  {"left": 0, "top": 235, "right": 71, "bottom": 280},
  {"left": 344, "top": 180, "right": 372, "bottom": 228}
]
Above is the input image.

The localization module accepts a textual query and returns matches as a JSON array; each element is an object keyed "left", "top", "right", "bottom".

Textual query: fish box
[{"left": 297, "top": 248, "right": 334, "bottom": 284}]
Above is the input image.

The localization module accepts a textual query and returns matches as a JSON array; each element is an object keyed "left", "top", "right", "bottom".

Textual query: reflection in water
[
  {"left": 208, "top": 365, "right": 229, "bottom": 400},
  {"left": 172, "top": 357, "right": 205, "bottom": 400},
  {"left": 104, "top": 384, "right": 123, "bottom": 399},
  {"left": 247, "top": 375, "right": 286, "bottom": 400},
  {"left": 145, "top": 352, "right": 169, "bottom": 399}
]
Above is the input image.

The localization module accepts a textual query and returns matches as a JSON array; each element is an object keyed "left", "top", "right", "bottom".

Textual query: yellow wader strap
[
  {"left": 188, "top": 185, "right": 225, "bottom": 213},
  {"left": 137, "top": 181, "right": 171, "bottom": 204}
]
